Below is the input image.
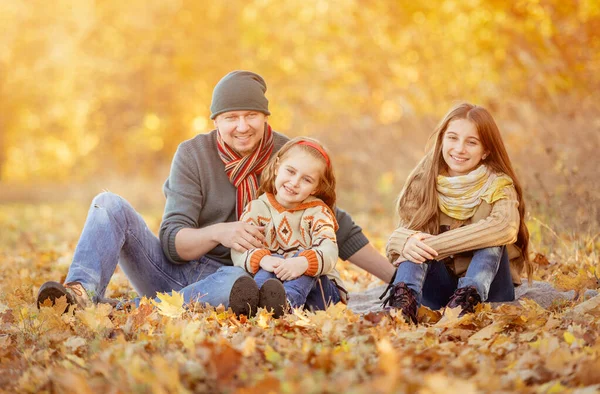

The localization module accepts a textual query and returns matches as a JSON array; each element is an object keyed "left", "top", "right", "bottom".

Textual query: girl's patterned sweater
[{"left": 231, "top": 193, "right": 347, "bottom": 300}]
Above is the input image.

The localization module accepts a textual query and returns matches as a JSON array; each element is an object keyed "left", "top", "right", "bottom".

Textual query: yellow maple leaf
[
  {"left": 434, "top": 306, "right": 462, "bottom": 328},
  {"left": 293, "top": 308, "right": 314, "bottom": 328},
  {"left": 325, "top": 301, "right": 346, "bottom": 318},
  {"left": 151, "top": 291, "right": 185, "bottom": 318},
  {"left": 563, "top": 331, "right": 576, "bottom": 345},
  {"left": 256, "top": 309, "right": 272, "bottom": 329},
  {"left": 468, "top": 321, "right": 505, "bottom": 344},
  {"left": 76, "top": 303, "right": 114, "bottom": 332}
]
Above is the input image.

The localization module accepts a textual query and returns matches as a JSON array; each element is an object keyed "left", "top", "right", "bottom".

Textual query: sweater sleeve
[
  {"left": 386, "top": 225, "right": 419, "bottom": 264},
  {"left": 424, "top": 186, "right": 520, "bottom": 260},
  {"left": 334, "top": 206, "right": 369, "bottom": 260},
  {"left": 159, "top": 143, "right": 205, "bottom": 264},
  {"left": 301, "top": 205, "right": 339, "bottom": 277},
  {"left": 230, "top": 200, "right": 272, "bottom": 274}
]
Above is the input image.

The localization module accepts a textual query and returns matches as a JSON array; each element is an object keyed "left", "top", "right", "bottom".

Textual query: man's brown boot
[{"left": 37, "top": 281, "right": 91, "bottom": 310}]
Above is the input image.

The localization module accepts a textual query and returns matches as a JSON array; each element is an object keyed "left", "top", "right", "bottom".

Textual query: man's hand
[
  {"left": 259, "top": 255, "right": 281, "bottom": 272},
  {"left": 274, "top": 257, "right": 309, "bottom": 281},
  {"left": 400, "top": 233, "right": 438, "bottom": 265},
  {"left": 216, "top": 222, "right": 265, "bottom": 253}
]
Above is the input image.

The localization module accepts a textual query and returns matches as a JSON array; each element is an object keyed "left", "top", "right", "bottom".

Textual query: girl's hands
[
  {"left": 259, "top": 256, "right": 281, "bottom": 272},
  {"left": 400, "top": 233, "right": 438, "bottom": 265},
  {"left": 274, "top": 257, "right": 309, "bottom": 281}
]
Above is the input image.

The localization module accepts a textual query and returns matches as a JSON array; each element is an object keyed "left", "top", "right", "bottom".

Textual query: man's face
[{"left": 214, "top": 111, "right": 267, "bottom": 156}]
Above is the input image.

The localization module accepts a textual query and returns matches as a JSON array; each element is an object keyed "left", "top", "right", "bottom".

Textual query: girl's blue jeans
[
  {"left": 393, "top": 246, "right": 515, "bottom": 310},
  {"left": 64, "top": 192, "right": 251, "bottom": 308},
  {"left": 254, "top": 258, "right": 341, "bottom": 310}
]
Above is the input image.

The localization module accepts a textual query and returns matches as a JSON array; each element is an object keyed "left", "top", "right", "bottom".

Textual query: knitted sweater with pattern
[
  {"left": 159, "top": 129, "right": 369, "bottom": 266},
  {"left": 232, "top": 192, "right": 338, "bottom": 274},
  {"left": 232, "top": 192, "right": 346, "bottom": 299}
]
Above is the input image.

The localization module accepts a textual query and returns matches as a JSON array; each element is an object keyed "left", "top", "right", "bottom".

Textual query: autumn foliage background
[{"left": 1, "top": 1, "right": 600, "bottom": 393}]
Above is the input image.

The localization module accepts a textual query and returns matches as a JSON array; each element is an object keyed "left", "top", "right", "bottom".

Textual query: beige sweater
[
  {"left": 231, "top": 193, "right": 347, "bottom": 300},
  {"left": 386, "top": 185, "right": 524, "bottom": 284}
]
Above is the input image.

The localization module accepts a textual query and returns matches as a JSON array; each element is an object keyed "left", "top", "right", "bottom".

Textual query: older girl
[
  {"left": 231, "top": 137, "right": 345, "bottom": 317},
  {"left": 384, "top": 103, "right": 531, "bottom": 323}
]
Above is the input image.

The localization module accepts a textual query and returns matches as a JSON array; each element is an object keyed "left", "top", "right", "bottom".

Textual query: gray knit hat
[{"left": 210, "top": 71, "right": 271, "bottom": 119}]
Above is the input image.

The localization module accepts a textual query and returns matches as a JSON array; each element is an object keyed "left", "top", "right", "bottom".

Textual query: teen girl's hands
[
  {"left": 259, "top": 255, "right": 281, "bottom": 272},
  {"left": 216, "top": 222, "right": 266, "bottom": 253},
  {"left": 400, "top": 233, "right": 439, "bottom": 265},
  {"left": 274, "top": 257, "right": 309, "bottom": 281}
]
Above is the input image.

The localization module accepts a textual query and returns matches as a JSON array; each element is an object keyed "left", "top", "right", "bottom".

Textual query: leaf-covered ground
[{"left": 1, "top": 203, "right": 599, "bottom": 393}]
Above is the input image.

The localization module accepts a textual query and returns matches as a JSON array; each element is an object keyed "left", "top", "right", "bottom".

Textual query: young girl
[
  {"left": 383, "top": 103, "right": 531, "bottom": 323},
  {"left": 231, "top": 137, "right": 345, "bottom": 317}
]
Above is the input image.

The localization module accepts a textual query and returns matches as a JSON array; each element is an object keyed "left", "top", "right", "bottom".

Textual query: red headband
[{"left": 296, "top": 141, "right": 330, "bottom": 167}]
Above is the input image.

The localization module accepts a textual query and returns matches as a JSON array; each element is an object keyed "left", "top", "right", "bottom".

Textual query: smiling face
[
  {"left": 441, "top": 118, "right": 489, "bottom": 177},
  {"left": 274, "top": 148, "right": 325, "bottom": 209},
  {"left": 214, "top": 110, "right": 267, "bottom": 156}
]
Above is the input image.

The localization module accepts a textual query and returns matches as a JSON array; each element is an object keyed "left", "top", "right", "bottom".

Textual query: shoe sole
[
  {"left": 37, "top": 281, "right": 75, "bottom": 309},
  {"left": 258, "top": 278, "right": 286, "bottom": 318},
  {"left": 229, "top": 276, "right": 259, "bottom": 317}
]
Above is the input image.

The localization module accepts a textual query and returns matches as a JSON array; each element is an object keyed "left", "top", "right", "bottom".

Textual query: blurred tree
[{"left": 0, "top": 0, "right": 598, "bottom": 229}]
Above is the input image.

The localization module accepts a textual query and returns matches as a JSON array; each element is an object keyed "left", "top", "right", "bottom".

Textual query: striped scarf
[
  {"left": 217, "top": 124, "right": 274, "bottom": 219},
  {"left": 437, "top": 165, "right": 513, "bottom": 220}
]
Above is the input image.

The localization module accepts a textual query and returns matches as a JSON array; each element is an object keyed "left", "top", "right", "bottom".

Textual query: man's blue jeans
[
  {"left": 64, "top": 192, "right": 250, "bottom": 308},
  {"left": 254, "top": 269, "right": 341, "bottom": 310},
  {"left": 393, "top": 246, "right": 515, "bottom": 310}
]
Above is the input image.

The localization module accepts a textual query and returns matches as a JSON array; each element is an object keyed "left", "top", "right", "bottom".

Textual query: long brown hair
[
  {"left": 259, "top": 137, "right": 337, "bottom": 209},
  {"left": 396, "top": 103, "right": 531, "bottom": 278}
]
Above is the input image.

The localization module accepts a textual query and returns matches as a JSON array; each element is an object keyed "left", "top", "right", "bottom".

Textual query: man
[{"left": 37, "top": 71, "right": 394, "bottom": 315}]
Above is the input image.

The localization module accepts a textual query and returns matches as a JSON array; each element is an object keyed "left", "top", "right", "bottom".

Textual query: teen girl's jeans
[
  {"left": 254, "top": 266, "right": 341, "bottom": 310},
  {"left": 64, "top": 192, "right": 250, "bottom": 307},
  {"left": 393, "top": 246, "right": 515, "bottom": 310}
]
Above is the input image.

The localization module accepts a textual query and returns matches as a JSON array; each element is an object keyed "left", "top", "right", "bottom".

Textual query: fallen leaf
[
  {"left": 76, "top": 303, "right": 114, "bottom": 332},
  {"left": 256, "top": 309, "right": 273, "bottom": 328},
  {"left": 468, "top": 322, "right": 504, "bottom": 344},
  {"left": 151, "top": 291, "right": 185, "bottom": 318},
  {"left": 417, "top": 305, "right": 442, "bottom": 324},
  {"left": 64, "top": 336, "right": 87, "bottom": 352},
  {"left": 264, "top": 344, "right": 282, "bottom": 366},
  {"left": 533, "top": 253, "right": 550, "bottom": 266},
  {"left": 569, "top": 295, "right": 600, "bottom": 317},
  {"left": 563, "top": 331, "right": 576, "bottom": 345},
  {"left": 435, "top": 307, "right": 462, "bottom": 328}
]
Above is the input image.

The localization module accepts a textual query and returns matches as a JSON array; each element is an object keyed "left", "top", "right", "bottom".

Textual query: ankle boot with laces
[
  {"left": 446, "top": 286, "right": 481, "bottom": 316},
  {"left": 380, "top": 282, "right": 418, "bottom": 324},
  {"left": 37, "top": 281, "right": 92, "bottom": 310}
]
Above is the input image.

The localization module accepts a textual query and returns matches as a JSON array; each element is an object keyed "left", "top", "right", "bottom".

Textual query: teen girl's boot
[
  {"left": 380, "top": 282, "right": 418, "bottom": 324},
  {"left": 446, "top": 286, "right": 481, "bottom": 316}
]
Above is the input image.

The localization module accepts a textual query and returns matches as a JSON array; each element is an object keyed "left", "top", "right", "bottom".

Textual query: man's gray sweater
[{"left": 159, "top": 129, "right": 369, "bottom": 265}]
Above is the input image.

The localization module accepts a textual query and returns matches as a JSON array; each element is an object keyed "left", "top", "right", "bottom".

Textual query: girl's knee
[{"left": 474, "top": 246, "right": 504, "bottom": 259}]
